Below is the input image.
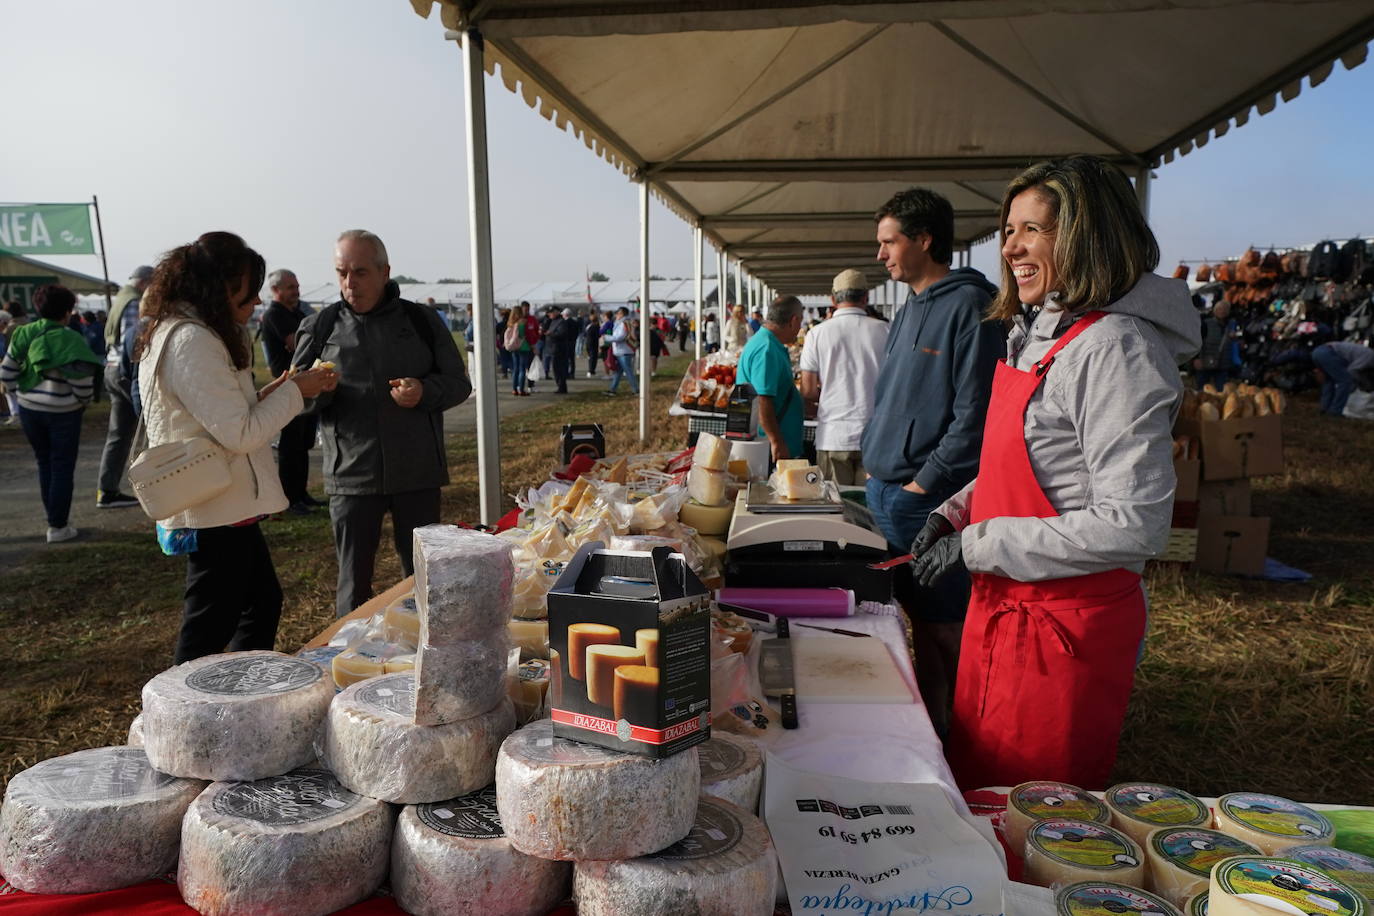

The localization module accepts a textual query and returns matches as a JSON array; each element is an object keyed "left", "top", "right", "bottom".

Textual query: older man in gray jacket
[{"left": 294, "top": 230, "right": 472, "bottom": 616}]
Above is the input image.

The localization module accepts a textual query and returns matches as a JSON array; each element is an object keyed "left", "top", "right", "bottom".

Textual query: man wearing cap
[
  {"left": 799, "top": 269, "right": 889, "bottom": 485},
  {"left": 95, "top": 265, "right": 154, "bottom": 509}
]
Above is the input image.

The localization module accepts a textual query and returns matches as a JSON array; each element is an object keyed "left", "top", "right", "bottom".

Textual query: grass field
[{"left": 3, "top": 352, "right": 1372, "bottom": 806}]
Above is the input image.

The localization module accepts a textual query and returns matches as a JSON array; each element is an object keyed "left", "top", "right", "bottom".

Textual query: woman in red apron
[{"left": 910, "top": 156, "right": 1201, "bottom": 791}]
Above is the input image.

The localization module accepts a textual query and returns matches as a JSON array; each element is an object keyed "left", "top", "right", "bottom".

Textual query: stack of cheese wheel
[
  {"left": 1280, "top": 846, "right": 1374, "bottom": 901},
  {"left": 1213, "top": 793, "right": 1335, "bottom": 855},
  {"left": 1005, "top": 781, "right": 1112, "bottom": 853},
  {"left": 1055, "top": 881, "right": 1183, "bottom": 916},
  {"left": 1146, "top": 826, "right": 1258, "bottom": 906},
  {"left": 1024, "top": 818, "right": 1146, "bottom": 889},
  {"left": 1106, "top": 783, "right": 1210, "bottom": 846},
  {"left": 698, "top": 732, "right": 764, "bottom": 812},
  {"left": 1208, "top": 857, "right": 1365, "bottom": 916},
  {"left": 684, "top": 433, "right": 732, "bottom": 532}
]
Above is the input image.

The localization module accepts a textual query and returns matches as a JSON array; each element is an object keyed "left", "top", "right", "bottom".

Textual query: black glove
[
  {"left": 909, "top": 532, "right": 964, "bottom": 588},
  {"left": 909, "top": 512, "right": 954, "bottom": 558}
]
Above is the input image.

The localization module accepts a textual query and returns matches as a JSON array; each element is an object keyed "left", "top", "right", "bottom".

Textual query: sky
[{"left": 4, "top": 0, "right": 1373, "bottom": 295}]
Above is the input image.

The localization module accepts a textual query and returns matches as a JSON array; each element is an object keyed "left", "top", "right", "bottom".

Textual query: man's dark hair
[
  {"left": 875, "top": 188, "right": 954, "bottom": 266},
  {"left": 34, "top": 285, "right": 77, "bottom": 321}
]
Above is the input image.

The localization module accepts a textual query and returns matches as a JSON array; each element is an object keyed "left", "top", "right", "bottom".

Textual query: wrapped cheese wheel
[
  {"left": 1208, "top": 857, "right": 1364, "bottom": 916},
  {"left": 1146, "top": 827, "right": 1258, "bottom": 906},
  {"left": 1024, "top": 818, "right": 1145, "bottom": 890},
  {"left": 1055, "top": 882, "right": 1182, "bottom": 916},
  {"left": 1213, "top": 793, "right": 1334, "bottom": 855},
  {"left": 1006, "top": 781, "right": 1111, "bottom": 853},
  {"left": 1280, "top": 845, "right": 1374, "bottom": 900},
  {"left": 1106, "top": 783, "right": 1210, "bottom": 846},
  {"left": 1183, "top": 891, "right": 1208, "bottom": 916}
]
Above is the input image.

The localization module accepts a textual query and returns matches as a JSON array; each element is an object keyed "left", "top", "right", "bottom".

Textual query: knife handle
[
  {"left": 776, "top": 617, "right": 791, "bottom": 638},
  {"left": 780, "top": 693, "right": 798, "bottom": 729}
]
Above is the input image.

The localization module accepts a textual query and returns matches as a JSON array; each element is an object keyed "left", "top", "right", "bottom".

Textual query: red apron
[{"left": 945, "top": 311, "right": 1146, "bottom": 791}]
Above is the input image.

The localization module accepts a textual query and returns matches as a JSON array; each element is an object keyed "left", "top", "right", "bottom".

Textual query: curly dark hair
[
  {"left": 33, "top": 285, "right": 77, "bottom": 322},
  {"left": 138, "top": 231, "right": 264, "bottom": 369}
]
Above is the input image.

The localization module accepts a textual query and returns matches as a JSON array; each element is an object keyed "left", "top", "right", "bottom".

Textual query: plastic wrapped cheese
[
  {"left": 698, "top": 732, "right": 764, "bottom": 812},
  {"left": 1055, "top": 882, "right": 1182, "bottom": 916},
  {"left": 1280, "top": 845, "right": 1374, "bottom": 900},
  {"left": 1006, "top": 781, "right": 1111, "bottom": 853},
  {"left": 384, "top": 594, "right": 421, "bottom": 648},
  {"left": 0, "top": 747, "right": 206, "bottom": 894},
  {"left": 1025, "top": 818, "right": 1145, "bottom": 890},
  {"left": 413, "top": 631, "right": 511, "bottom": 726},
  {"left": 1107, "top": 783, "right": 1210, "bottom": 847},
  {"left": 391, "top": 787, "right": 571, "bottom": 916},
  {"left": 332, "top": 640, "right": 405, "bottom": 688},
  {"left": 322, "top": 673, "right": 515, "bottom": 804},
  {"left": 694, "top": 432, "right": 732, "bottom": 472},
  {"left": 142, "top": 650, "right": 333, "bottom": 781},
  {"left": 413, "top": 524, "right": 515, "bottom": 644},
  {"left": 1184, "top": 890, "right": 1208, "bottom": 916},
  {"left": 775, "top": 459, "right": 809, "bottom": 471},
  {"left": 1208, "top": 857, "right": 1365, "bottom": 916},
  {"left": 494, "top": 720, "right": 699, "bottom": 861},
  {"left": 512, "top": 659, "right": 552, "bottom": 724},
  {"left": 509, "top": 618, "right": 550, "bottom": 659},
  {"left": 127, "top": 712, "right": 144, "bottom": 747},
  {"left": 688, "top": 466, "right": 728, "bottom": 507},
  {"left": 179, "top": 767, "right": 394, "bottom": 916},
  {"left": 772, "top": 465, "right": 823, "bottom": 500},
  {"left": 385, "top": 653, "right": 416, "bottom": 674},
  {"left": 1146, "top": 827, "right": 1258, "bottom": 906},
  {"left": 1213, "top": 793, "right": 1334, "bottom": 855},
  {"left": 574, "top": 795, "right": 777, "bottom": 916}
]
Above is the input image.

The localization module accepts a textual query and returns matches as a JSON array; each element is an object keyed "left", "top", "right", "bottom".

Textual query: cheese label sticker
[
  {"left": 186, "top": 656, "right": 322, "bottom": 695},
  {"left": 1152, "top": 828, "right": 1257, "bottom": 876},
  {"left": 418, "top": 786, "right": 504, "bottom": 839},
  {"left": 357, "top": 675, "right": 415, "bottom": 715},
  {"left": 1187, "top": 892, "right": 1208, "bottom": 916},
  {"left": 519, "top": 660, "right": 551, "bottom": 682},
  {"left": 1012, "top": 783, "right": 1107, "bottom": 823},
  {"left": 25, "top": 747, "right": 178, "bottom": 801},
  {"left": 1057, "top": 882, "right": 1177, "bottom": 916},
  {"left": 654, "top": 799, "right": 744, "bottom": 861},
  {"left": 1029, "top": 819, "right": 1139, "bottom": 869},
  {"left": 213, "top": 769, "right": 360, "bottom": 826},
  {"left": 699, "top": 737, "right": 747, "bottom": 777},
  {"left": 1109, "top": 784, "right": 1207, "bottom": 827},
  {"left": 1219, "top": 794, "right": 1334, "bottom": 841},
  {"left": 1215, "top": 859, "right": 1364, "bottom": 916},
  {"left": 1282, "top": 846, "right": 1374, "bottom": 899}
]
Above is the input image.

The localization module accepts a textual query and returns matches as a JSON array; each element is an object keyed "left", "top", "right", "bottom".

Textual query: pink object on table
[{"left": 717, "top": 587, "right": 855, "bottom": 618}]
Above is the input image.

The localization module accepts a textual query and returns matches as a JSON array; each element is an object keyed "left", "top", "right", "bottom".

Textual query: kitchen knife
[{"left": 758, "top": 617, "right": 799, "bottom": 729}]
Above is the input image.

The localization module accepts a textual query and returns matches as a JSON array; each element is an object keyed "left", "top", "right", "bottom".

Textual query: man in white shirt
[{"left": 799, "top": 268, "right": 890, "bottom": 484}]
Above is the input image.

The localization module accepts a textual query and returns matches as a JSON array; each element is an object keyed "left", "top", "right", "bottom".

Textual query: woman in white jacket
[{"left": 137, "top": 232, "right": 336, "bottom": 663}]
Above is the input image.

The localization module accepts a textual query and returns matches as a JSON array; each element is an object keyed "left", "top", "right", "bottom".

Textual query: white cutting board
[{"left": 791, "top": 634, "right": 915, "bottom": 704}]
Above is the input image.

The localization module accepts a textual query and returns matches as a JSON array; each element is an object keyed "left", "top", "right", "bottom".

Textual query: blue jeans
[
  {"left": 19, "top": 406, "right": 84, "bottom": 528},
  {"left": 608, "top": 353, "right": 638, "bottom": 394},
  {"left": 511, "top": 349, "right": 532, "bottom": 392},
  {"left": 865, "top": 477, "right": 970, "bottom": 623},
  {"left": 1312, "top": 344, "right": 1353, "bottom": 416}
]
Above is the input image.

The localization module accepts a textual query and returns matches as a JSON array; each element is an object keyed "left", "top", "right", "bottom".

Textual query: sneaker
[
  {"left": 46, "top": 526, "right": 79, "bottom": 543},
  {"left": 96, "top": 490, "right": 140, "bottom": 509},
  {"left": 2, "top": 416, "right": 17, "bottom": 427},
  {"left": 300, "top": 495, "right": 326, "bottom": 508},
  {"left": 286, "top": 502, "right": 313, "bottom": 516}
]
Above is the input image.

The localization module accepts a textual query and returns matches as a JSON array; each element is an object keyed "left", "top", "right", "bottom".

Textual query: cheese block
[
  {"left": 384, "top": 594, "right": 421, "bottom": 648},
  {"left": 1006, "top": 781, "right": 1111, "bottom": 853},
  {"left": 633, "top": 493, "right": 674, "bottom": 531},
  {"left": 1025, "top": 818, "right": 1146, "bottom": 889},
  {"left": 413, "top": 525, "right": 515, "bottom": 644},
  {"left": 494, "top": 719, "right": 700, "bottom": 860},
  {"left": 574, "top": 795, "right": 777, "bottom": 916},
  {"left": 698, "top": 732, "right": 764, "bottom": 812},
  {"left": 1280, "top": 845, "right": 1374, "bottom": 900},
  {"left": 179, "top": 767, "right": 393, "bottom": 916},
  {"left": 512, "top": 659, "right": 552, "bottom": 723},
  {"left": 0, "top": 747, "right": 206, "bottom": 894},
  {"left": 773, "top": 465, "right": 823, "bottom": 500},
  {"left": 385, "top": 653, "right": 416, "bottom": 674},
  {"left": 1146, "top": 827, "right": 1259, "bottom": 906},
  {"left": 694, "top": 432, "right": 732, "bottom": 471},
  {"left": 127, "top": 712, "right": 144, "bottom": 747},
  {"left": 332, "top": 640, "right": 404, "bottom": 688},
  {"left": 413, "top": 632, "right": 511, "bottom": 726},
  {"left": 775, "top": 458, "right": 809, "bottom": 471},
  {"left": 1107, "top": 783, "right": 1210, "bottom": 847},
  {"left": 1055, "top": 882, "right": 1183, "bottom": 916},
  {"left": 391, "top": 787, "right": 572, "bottom": 916},
  {"left": 1213, "top": 793, "right": 1335, "bottom": 855},
  {"left": 1208, "top": 856, "right": 1364, "bottom": 916},
  {"left": 698, "top": 535, "right": 729, "bottom": 563},
  {"left": 567, "top": 622, "right": 621, "bottom": 680},
  {"left": 727, "top": 459, "right": 750, "bottom": 478},
  {"left": 322, "top": 674, "right": 515, "bottom": 804},
  {"left": 142, "top": 650, "right": 333, "bottom": 781},
  {"left": 688, "top": 467, "right": 728, "bottom": 507},
  {"left": 679, "top": 499, "right": 733, "bottom": 536},
  {"left": 509, "top": 618, "right": 550, "bottom": 659},
  {"left": 1184, "top": 891, "right": 1208, "bottom": 916},
  {"left": 585, "top": 644, "right": 647, "bottom": 707}
]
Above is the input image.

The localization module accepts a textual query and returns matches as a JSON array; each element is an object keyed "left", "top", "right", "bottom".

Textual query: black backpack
[{"left": 1307, "top": 240, "right": 1340, "bottom": 279}]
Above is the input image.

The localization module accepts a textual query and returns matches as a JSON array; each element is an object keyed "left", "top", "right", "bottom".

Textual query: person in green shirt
[{"left": 736, "top": 295, "right": 804, "bottom": 460}]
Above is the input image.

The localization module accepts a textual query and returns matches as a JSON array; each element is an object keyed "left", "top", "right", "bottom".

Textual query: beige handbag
[{"left": 128, "top": 321, "right": 232, "bottom": 520}]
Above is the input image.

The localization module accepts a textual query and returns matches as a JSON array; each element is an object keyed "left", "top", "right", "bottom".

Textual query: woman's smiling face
[{"left": 1002, "top": 188, "right": 1058, "bottom": 307}]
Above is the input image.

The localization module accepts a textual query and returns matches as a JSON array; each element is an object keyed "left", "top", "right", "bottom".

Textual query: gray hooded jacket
[{"left": 937, "top": 272, "right": 1201, "bottom": 581}]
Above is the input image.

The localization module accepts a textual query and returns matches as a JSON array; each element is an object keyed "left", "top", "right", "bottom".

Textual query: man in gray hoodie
[{"left": 861, "top": 188, "right": 1005, "bottom": 727}]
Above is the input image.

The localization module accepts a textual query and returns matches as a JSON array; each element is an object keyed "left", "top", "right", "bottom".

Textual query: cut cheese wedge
[
  {"left": 694, "top": 432, "right": 731, "bottom": 472},
  {"left": 1280, "top": 845, "right": 1374, "bottom": 901},
  {"left": 774, "top": 459, "right": 809, "bottom": 471},
  {"left": 688, "top": 467, "right": 728, "bottom": 507},
  {"left": 508, "top": 618, "right": 550, "bottom": 660},
  {"left": 1146, "top": 827, "right": 1258, "bottom": 906},
  {"left": 1025, "top": 818, "right": 1145, "bottom": 890},
  {"left": 773, "top": 466, "right": 823, "bottom": 500},
  {"left": 1209, "top": 856, "right": 1365, "bottom": 916},
  {"left": 1006, "top": 781, "right": 1111, "bottom": 853},
  {"left": 1107, "top": 783, "right": 1209, "bottom": 847},
  {"left": 1213, "top": 794, "right": 1334, "bottom": 855},
  {"left": 1055, "top": 881, "right": 1182, "bottom": 916}
]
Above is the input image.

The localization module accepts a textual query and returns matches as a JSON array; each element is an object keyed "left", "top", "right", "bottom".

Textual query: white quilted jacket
[{"left": 138, "top": 317, "right": 302, "bottom": 529}]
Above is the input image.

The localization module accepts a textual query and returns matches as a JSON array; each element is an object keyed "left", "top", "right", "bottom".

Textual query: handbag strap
[{"left": 130, "top": 319, "right": 201, "bottom": 457}]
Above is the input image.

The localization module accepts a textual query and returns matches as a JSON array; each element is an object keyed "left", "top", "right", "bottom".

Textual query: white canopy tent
[{"left": 403, "top": 0, "right": 1373, "bottom": 523}]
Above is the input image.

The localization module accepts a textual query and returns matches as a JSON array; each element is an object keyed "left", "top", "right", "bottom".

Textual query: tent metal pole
[
  {"left": 734, "top": 259, "right": 742, "bottom": 313},
  {"left": 718, "top": 250, "right": 725, "bottom": 315},
  {"left": 638, "top": 179, "right": 650, "bottom": 442},
  {"left": 460, "top": 28, "right": 502, "bottom": 526},
  {"left": 693, "top": 225, "right": 703, "bottom": 362},
  {"left": 1136, "top": 166, "right": 1153, "bottom": 221}
]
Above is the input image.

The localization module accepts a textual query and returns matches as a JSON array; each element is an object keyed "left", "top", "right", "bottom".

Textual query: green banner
[
  {"left": 0, "top": 276, "right": 61, "bottom": 312},
  {"left": 0, "top": 204, "right": 94, "bottom": 255}
]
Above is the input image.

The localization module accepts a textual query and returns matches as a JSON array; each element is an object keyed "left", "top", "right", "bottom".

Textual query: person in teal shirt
[{"left": 737, "top": 295, "right": 804, "bottom": 460}]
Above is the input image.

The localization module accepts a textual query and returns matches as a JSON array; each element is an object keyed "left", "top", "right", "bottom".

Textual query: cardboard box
[
  {"left": 548, "top": 544, "right": 711, "bottom": 758},
  {"left": 561, "top": 424, "right": 605, "bottom": 465},
  {"left": 1174, "top": 457, "right": 1200, "bottom": 502},
  {"left": 1177, "top": 415, "right": 1284, "bottom": 481},
  {"left": 1197, "top": 479, "right": 1252, "bottom": 518},
  {"left": 1195, "top": 515, "right": 1269, "bottom": 576}
]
